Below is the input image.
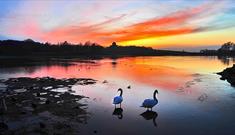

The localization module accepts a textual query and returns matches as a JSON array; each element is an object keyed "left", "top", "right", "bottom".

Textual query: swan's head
[
  {"left": 118, "top": 88, "right": 123, "bottom": 92},
  {"left": 154, "top": 89, "right": 159, "bottom": 94},
  {"left": 153, "top": 89, "right": 158, "bottom": 100},
  {"left": 117, "top": 88, "right": 123, "bottom": 96}
]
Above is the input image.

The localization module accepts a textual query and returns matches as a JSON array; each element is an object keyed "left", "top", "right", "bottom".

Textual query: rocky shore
[
  {"left": 217, "top": 64, "right": 235, "bottom": 86},
  {"left": 0, "top": 77, "right": 96, "bottom": 134}
]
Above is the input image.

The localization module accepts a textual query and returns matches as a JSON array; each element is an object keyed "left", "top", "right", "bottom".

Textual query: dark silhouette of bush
[{"left": 217, "top": 42, "right": 235, "bottom": 56}]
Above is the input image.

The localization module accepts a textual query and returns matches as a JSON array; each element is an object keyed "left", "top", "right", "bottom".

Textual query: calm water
[{"left": 1, "top": 56, "right": 235, "bottom": 135}]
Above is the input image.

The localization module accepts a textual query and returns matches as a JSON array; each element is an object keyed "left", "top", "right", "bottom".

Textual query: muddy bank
[
  {"left": 217, "top": 64, "right": 235, "bottom": 86},
  {"left": 0, "top": 77, "right": 96, "bottom": 134}
]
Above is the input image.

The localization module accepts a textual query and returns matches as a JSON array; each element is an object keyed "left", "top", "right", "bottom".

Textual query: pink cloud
[{"left": 41, "top": 1, "right": 224, "bottom": 45}]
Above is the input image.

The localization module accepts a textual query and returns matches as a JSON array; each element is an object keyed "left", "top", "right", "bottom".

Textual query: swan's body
[
  {"left": 113, "top": 88, "right": 123, "bottom": 106},
  {"left": 142, "top": 99, "right": 158, "bottom": 108},
  {"left": 141, "top": 90, "right": 158, "bottom": 110},
  {"left": 113, "top": 96, "right": 123, "bottom": 104}
]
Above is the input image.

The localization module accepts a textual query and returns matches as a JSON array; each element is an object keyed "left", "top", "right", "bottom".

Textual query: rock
[
  {"left": 31, "top": 103, "right": 37, "bottom": 109},
  {"left": 43, "top": 86, "right": 53, "bottom": 90},
  {"left": 23, "top": 106, "right": 34, "bottom": 112},
  {"left": 45, "top": 100, "right": 50, "bottom": 104},
  {"left": 14, "top": 88, "right": 27, "bottom": 93},
  {"left": 217, "top": 64, "right": 235, "bottom": 86},
  {"left": 73, "top": 106, "right": 80, "bottom": 109},
  {"left": 11, "top": 97, "right": 17, "bottom": 102},
  {"left": 36, "top": 92, "right": 40, "bottom": 97},
  {"left": 102, "top": 80, "right": 108, "bottom": 83},
  {"left": 16, "top": 103, "right": 22, "bottom": 107},
  {"left": 0, "top": 84, "right": 7, "bottom": 92},
  {"left": 0, "top": 122, "right": 8, "bottom": 131},
  {"left": 0, "top": 108, "right": 4, "bottom": 115},
  {"left": 198, "top": 93, "right": 208, "bottom": 102},
  {"left": 20, "top": 111, "right": 27, "bottom": 115},
  {"left": 39, "top": 122, "right": 46, "bottom": 128},
  {"left": 68, "top": 90, "right": 75, "bottom": 93}
]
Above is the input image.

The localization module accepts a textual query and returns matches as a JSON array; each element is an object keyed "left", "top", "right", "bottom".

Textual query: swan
[
  {"left": 113, "top": 88, "right": 123, "bottom": 107},
  {"left": 141, "top": 90, "right": 158, "bottom": 110}
]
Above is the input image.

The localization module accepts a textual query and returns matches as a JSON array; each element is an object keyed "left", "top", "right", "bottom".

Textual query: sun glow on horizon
[{"left": 119, "top": 27, "right": 235, "bottom": 49}]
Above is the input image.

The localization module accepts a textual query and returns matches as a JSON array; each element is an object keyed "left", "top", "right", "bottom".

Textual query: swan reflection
[
  {"left": 112, "top": 107, "right": 123, "bottom": 119},
  {"left": 140, "top": 110, "right": 158, "bottom": 127}
]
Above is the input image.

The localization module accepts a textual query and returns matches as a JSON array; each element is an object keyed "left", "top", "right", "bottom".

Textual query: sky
[{"left": 0, "top": 0, "right": 235, "bottom": 51}]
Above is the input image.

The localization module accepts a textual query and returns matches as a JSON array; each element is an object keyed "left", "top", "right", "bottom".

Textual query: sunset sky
[{"left": 0, "top": 0, "right": 235, "bottom": 51}]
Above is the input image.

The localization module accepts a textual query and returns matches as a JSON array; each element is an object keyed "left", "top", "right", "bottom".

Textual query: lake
[{"left": 1, "top": 56, "right": 235, "bottom": 135}]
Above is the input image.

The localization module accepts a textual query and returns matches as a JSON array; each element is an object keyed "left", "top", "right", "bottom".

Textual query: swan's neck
[
  {"left": 153, "top": 92, "right": 158, "bottom": 100},
  {"left": 119, "top": 90, "right": 123, "bottom": 97}
]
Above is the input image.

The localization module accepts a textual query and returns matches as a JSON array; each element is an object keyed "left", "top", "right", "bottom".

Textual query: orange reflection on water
[
  {"left": 25, "top": 56, "right": 233, "bottom": 91},
  {"left": 26, "top": 57, "right": 212, "bottom": 91},
  {"left": 117, "top": 64, "right": 192, "bottom": 90}
]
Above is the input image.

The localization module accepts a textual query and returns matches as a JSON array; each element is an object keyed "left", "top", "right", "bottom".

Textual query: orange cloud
[
  {"left": 41, "top": 1, "right": 226, "bottom": 45},
  {"left": 42, "top": 14, "right": 127, "bottom": 43}
]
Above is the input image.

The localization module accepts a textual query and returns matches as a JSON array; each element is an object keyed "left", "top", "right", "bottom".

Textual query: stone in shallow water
[
  {"left": 198, "top": 93, "right": 208, "bottom": 102},
  {"left": 0, "top": 83, "right": 7, "bottom": 90},
  {"left": 23, "top": 106, "right": 34, "bottom": 112},
  {"left": 51, "top": 88, "right": 68, "bottom": 93},
  {"left": 56, "top": 100, "right": 64, "bottom": 104},
  {"left": 102, "top": 80, "right": 108, "bottom": 83},
  {"left": 40, "top": 92, "right": 47, "bottom": 95},
  {"left": 43, "top": 86, "right": 53, "bottom": 90},
  {"left": 39, "top": 97, "right": 47, "bottom": 101},
  {"left": 54, "top": 95, "right": 60, "bottom": 98},
  {"left": 0, "top": 122, "right": 8, "bottom": 131},
  {"left": 39, "top": 101, "right": 46, "bottom": 105},
  {"left": 14, "top": 89, "right": 27, "bottom": 93}
]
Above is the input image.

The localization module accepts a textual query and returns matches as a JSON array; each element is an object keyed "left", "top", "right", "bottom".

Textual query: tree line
[
  {"left": 200, "top": 42, "right": 235, "bottom": 56},
  {"left": 0, "top": 39, "right": 159, "bottom": 57},
  {"left": 1, "top": 39, "right": 234, "bottom": 57}
]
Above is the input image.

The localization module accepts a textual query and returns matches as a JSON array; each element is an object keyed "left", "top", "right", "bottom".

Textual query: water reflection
[
  {"left": 140, "top": 110, "right": 158, "bottom": 127},
  {"left": 1, "top": 56, "right": 234, "bottom": 91},
  {"left": 217, "top": 56, "right": 235, "bottom": 65},
  {"left": 1, "top": 56, "right": 235, "bottom": 134},
  {"left": 111, "top": 58, "right": 117, "bottom": 68},
  {"left": 112, "top": 107, "right": 123, "bottom": 119}
]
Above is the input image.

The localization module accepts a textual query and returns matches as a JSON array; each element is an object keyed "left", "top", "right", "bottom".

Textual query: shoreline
[
  {"left": 0, "top": 77, "right": 96, "bottom": 134},
  {"left": 217, "top": 64, "right": 235, "bottom": 86}
]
